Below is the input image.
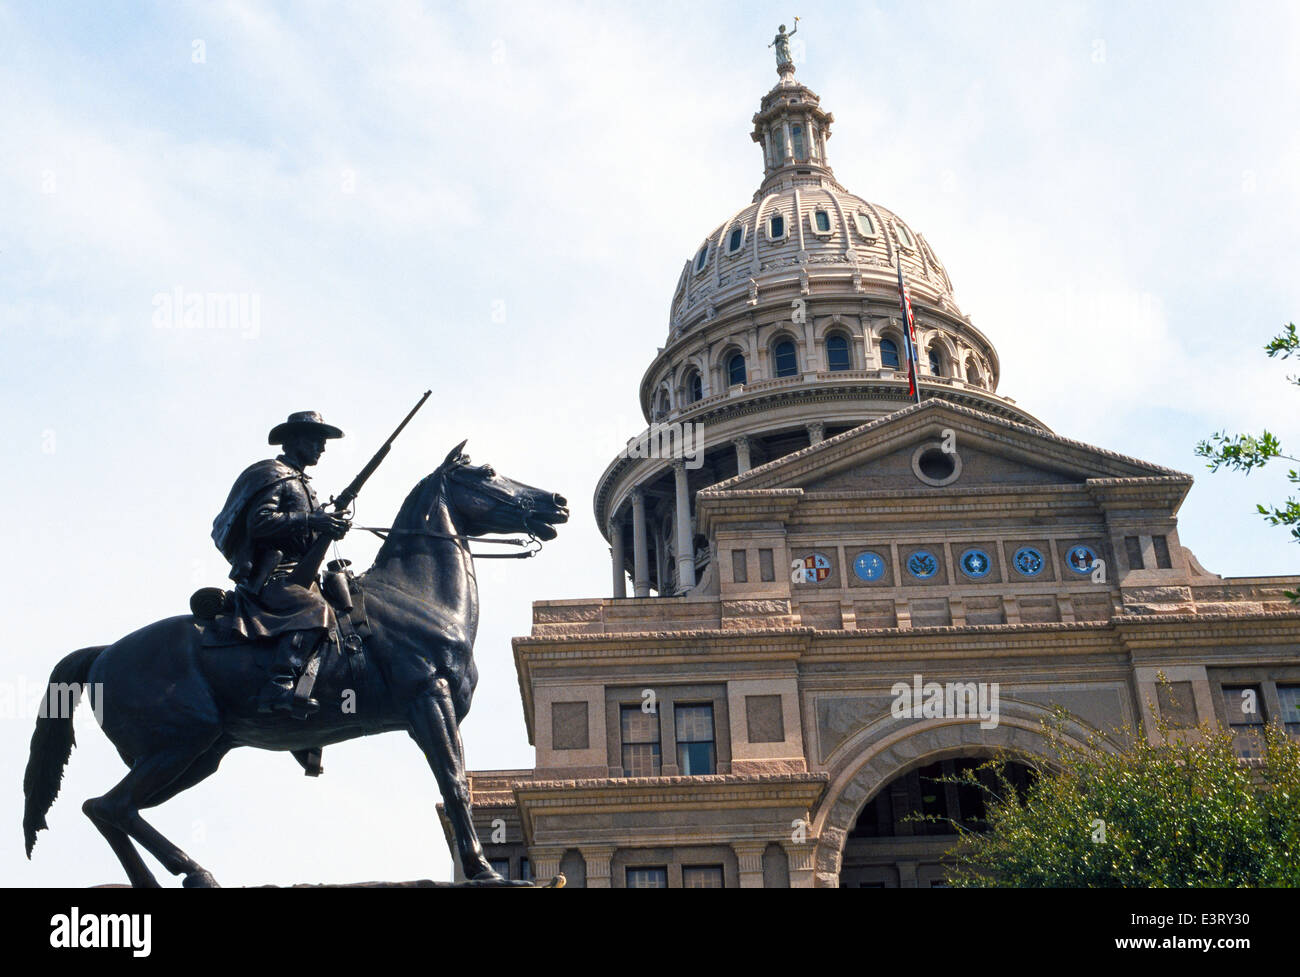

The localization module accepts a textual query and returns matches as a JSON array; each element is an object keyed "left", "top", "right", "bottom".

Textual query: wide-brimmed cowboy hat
[{"left": 267, "top": 410, "right": 344, "bottom": 445}]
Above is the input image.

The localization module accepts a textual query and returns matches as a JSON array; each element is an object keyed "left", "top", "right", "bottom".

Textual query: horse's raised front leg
[{"left": 407, "top": 678, "right": 499, "bottom": 883}]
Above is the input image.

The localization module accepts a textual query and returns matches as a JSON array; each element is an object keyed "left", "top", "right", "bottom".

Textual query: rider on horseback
[{"left": 210, "top": 411, "right": 351, "bottom": 718}]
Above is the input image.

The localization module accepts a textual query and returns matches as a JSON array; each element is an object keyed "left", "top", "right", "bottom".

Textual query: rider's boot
[{"left": 257, "top": 632, "right": 320, "bottom": 718}]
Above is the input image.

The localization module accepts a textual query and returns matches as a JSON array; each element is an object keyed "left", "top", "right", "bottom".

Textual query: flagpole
[{"left": 896, "top": 253, "right": 923, "bottom": 406}]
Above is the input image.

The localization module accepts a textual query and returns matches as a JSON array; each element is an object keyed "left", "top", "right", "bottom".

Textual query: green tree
[
  {"left": 918, "top": 704, "right": 1300, "bottom": 887},
  {"left": 1196, "top": 323, "right": 1300, "bottom": 546}
]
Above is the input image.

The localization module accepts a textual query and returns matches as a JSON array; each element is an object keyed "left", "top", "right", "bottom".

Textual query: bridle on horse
[{"left": 348, "top": 462, "right": 547, "bottom": 560}]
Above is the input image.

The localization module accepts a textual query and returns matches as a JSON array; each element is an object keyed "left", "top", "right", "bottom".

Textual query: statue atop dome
[{"left": 769, "top": 18, "right": 799, "bottom": 72}]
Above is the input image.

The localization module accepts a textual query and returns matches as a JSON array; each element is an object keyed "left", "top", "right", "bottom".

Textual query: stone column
[
  {"left": 782, "top": 840, "right": 816, "bottom": 888},
  {"left": 807, "top": 421, "right": 825, "bottom": 446},
  {"left": 529, "top": 847, "right": 564, "bottom": 884},
  {"left": 673, "top": 459, "right": 696, "bottom": 592},
  {"left": 610, "top": 515, "right": 626, "bottom": 599},
  {"left": 580, "top": 845, "right": 616, "bottom": 889},
  {"left": 734, "top": 435, "right": 752, "bottom": 474},
  {"left": 631, "top": 488, "right": 650, "bottom": 598},
  {"left": 733, "top": 841, "right": 767, "bottom": 889}
]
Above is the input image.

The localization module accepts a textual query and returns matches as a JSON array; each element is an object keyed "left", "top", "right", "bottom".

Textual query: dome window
[
  {"left": 812, "top": 209, "right": 832, "bottom": 234},
  {"left": 686, "top": 370, "right": 703, "bottom": 404},
  {"left": 773, "top": 339, "right": 798, "bottom": 378},
  {"left": 895, "top": 222, "right": 916, "bottom": 250},
  {"left": 854, "top": 212, "right": 876, "bottom": 238},
  {"left": 727, "top": 353, "right": 747, "bottom": 387},
  {"left": 768, "top": 213, "right": 786, "bottom": 240},
  {"left": 694, "top": 244, "right": 709, "bottom": 274},
  {"left": 965, "top": 358, "right": 983, "bottom": 386},
  {"left": 826, "top": 334, "right": 851, "bottom": 371},
  {"left": 727, "top": 227, "right": 744, "bottom": 254},
  {"left": 791, "top": 124, "right": 806, "bottom": 161},
  {"left": 653, "top": 390, "right": 670, "bottom": 421},
  {"left": 928, "top": 348, "right": 943, "bottom": 377},
  {"left": 879, "top": 338, "right": 900, "bottom": 370}
]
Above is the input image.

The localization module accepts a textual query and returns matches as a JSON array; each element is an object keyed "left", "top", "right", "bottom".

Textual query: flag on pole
[{"left": 895, "top": 254, "right": 922, "bottom": 403}]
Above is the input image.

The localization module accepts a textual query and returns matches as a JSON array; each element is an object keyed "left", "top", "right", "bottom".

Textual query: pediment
[{"left": 704, "top": 399, "right": 1189, "bottom": 497}]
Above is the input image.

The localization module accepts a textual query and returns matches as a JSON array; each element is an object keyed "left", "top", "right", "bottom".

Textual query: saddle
[{"left": 189, "top": 561, "right": 373, "bottom": 778}]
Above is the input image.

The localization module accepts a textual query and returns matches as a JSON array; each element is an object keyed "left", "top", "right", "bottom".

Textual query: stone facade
[{"left": 445, "top": 56, "right": 1300, "bottom": 888}]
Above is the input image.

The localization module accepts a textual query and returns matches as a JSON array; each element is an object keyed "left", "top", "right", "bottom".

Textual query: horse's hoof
[{"left": 182, "top": 870, "right": 220, "bottom": 888}]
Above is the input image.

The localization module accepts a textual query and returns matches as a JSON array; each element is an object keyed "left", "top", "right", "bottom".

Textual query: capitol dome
[{"left": 596, "top": 58, "right": 1047, "bottom": 599}]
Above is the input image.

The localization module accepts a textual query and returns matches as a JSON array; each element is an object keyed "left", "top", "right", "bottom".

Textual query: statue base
[{"left": 94, "top": 875, "right": 566, "bottom": 889}]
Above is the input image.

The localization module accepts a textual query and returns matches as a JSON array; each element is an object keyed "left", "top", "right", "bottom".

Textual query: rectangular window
[
  {"left": 1124, "top": 536, "right": 1145, "bottom": 570},
  {"left": 626, "top": 866, "right": 668, "bottom": 888},
  {"left": 682, "top": 865, "right": 724, "bottom": 888},
  {"left": 1277, "top": 685, "right": 1300, "bottom": 739},
  {"left": 519, "top": 857, "right": 532, "bottom": 883},
  {"left": 489, "top": 858, "right": 511, "bottom": 879},
  {"left": 1152, "top": 535, "right": 1172, "bottom": 569},
  {"left": 675, "top": 703, "right": 716, "bottom": 775},
  {"left": 731, "top": 549, "right": 748, "bottom": 584},
  {"left": 769, "top": 214, "right": 785, "bottom": 239},
  {"left": 620, "top": 705, "right": 662, "bottom": 777},
  {"left": 1222, "top": 685, "right": 1266, "bottom": 758},
  {"left": 759, "top": 548, "right": 775, "bottom": 582},
  {"left": 814, "top": 209, "right": 831, "bottom": 232}
]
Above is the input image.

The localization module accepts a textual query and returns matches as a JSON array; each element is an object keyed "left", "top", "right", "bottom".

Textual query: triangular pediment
[{"left": 703, "top": 399, "right": 1190, "bottom": 497}]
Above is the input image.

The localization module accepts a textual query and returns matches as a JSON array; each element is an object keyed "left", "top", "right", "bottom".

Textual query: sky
[{"left": 2, "top": 0, "right": 1298, "bottom": 887}]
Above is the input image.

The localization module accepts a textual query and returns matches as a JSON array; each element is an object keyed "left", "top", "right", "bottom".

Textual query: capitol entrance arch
[
  {"left": 811, "top": 719, "right": 1089, "bottom": 888},
  {"left": 838, "top": 755, "right": 1036, "bottom": 888}
]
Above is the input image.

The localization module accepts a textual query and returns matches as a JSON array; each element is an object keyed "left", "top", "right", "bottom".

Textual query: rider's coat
[{"left": 208, "top": 456, "right": 335, "bottom": 643}]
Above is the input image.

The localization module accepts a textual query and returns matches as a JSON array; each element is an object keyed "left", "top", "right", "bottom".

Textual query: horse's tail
[{"left": 23, "top": 646, "right": 106, "bottom": 857}]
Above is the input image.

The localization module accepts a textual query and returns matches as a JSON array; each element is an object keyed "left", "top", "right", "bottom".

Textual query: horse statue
[{"left": 22, "top": 441, "right": 568, "bottom": 887}]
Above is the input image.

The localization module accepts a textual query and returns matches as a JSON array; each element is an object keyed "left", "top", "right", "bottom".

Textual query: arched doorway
[{"left": 839, "top": 756, "right": 1036, "bottom": 887}]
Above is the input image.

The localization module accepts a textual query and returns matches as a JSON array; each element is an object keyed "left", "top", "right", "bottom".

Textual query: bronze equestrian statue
[{"left": 22, "top": 419, "right": 568, "bottom": 887}]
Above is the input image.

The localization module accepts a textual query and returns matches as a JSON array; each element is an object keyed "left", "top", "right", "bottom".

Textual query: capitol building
[{"left": 446, "top": 49, "right": 1300, "bottom": 887}]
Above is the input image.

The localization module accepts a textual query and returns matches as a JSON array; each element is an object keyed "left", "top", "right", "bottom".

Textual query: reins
[{"left": 354, "top": 525, "right": 542, "bottom": 559}]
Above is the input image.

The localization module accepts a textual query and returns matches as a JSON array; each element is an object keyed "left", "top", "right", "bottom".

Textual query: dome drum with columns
[{"left": 595, "top": 63, "right": 1042, "bottom": 598}]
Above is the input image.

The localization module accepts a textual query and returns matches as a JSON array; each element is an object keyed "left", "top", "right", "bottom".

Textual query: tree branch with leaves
[{"left": 1196, "top": 323, "right": 1300, "bottom": 548}]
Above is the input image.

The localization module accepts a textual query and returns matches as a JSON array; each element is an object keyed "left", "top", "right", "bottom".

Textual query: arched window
[
  {"left": 826, "top": 334, "right": 851, "bottom": 371},
  {"left": 727, "top": 353, "right": 746, "bottom": 386},
  {"left": 694, "top": 244, "right": 709, "bottom": 273},
  {"left": 773, "top": 339, "right": 798, "bottom": 378},
  {"left": 928, "top": 347, "right": 945, "bottom": 377},
  {"left": 965, "top": 359, "right": 983, "bottom": 386},
  {"left": 791, "top": 124, "right": 806, "bottom": 161},
  {"left": 879, "top": 338, "right": 900, "bottom": 370},
  {"left": 685, "top": 370, "right": 703, "bottom": 404},
  {"left": 653, "top": 390, "right": 670, "bottom": 420},
  {"left": 727, "top": 227, "right": 743, "bottom": 253},
  {"left": 768, "top": 214, "right": 786, "bottom": 240}
]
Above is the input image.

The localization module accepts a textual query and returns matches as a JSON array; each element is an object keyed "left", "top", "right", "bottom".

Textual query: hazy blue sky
[{"left": 3, "top": 0, "right": 1298, "bottom": 887}]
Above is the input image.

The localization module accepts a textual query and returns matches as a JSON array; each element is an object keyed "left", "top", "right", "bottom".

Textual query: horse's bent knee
[{"left": 83, "top": 796, "right": 127, "bottom": 827}]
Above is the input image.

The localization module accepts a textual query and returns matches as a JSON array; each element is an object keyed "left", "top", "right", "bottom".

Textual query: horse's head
[{"left": 435, "top": 440, "right": 568, "bottom": 541}]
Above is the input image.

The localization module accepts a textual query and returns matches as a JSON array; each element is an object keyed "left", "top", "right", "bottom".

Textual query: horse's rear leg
[
  {"left": 84, "top": 740, "right": 222, "bottom": 888},
  {"left": 83, "top": 797, "right": 160, "bottom": 889}
]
